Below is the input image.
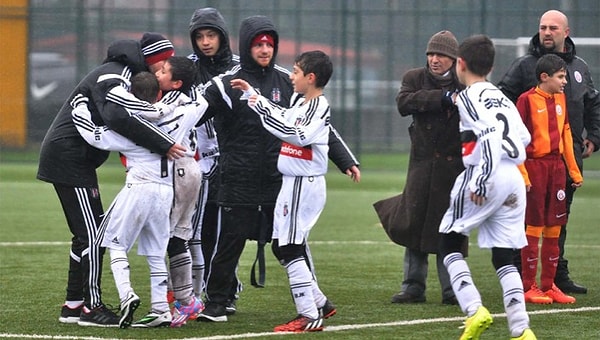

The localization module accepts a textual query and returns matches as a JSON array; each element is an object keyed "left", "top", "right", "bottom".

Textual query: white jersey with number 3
[
  {"left": 439, "top": 82, "right": 531, "bottom": 249},
  {"left": 456, "top": 82, "right": 530, "bottom": 197}
]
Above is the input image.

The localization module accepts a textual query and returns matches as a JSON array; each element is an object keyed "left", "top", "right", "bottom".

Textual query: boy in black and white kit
[
  {"left": 232, "top": 50, "right": 340, "bottom": 333},
  {"left": 437, "top": 35, "right": 536, "bottom": 340},
  {"left": 71, "top": 63, "right": 207, "bottom": 328}
]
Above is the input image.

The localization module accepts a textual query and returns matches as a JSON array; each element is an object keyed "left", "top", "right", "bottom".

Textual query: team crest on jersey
[
  {"left": 271, "top": 88, "right": 281, "bottom": 102},
  {"left": 556, "top": 189, "right": 566, "bottom": 201},
  {"left": 90, "top": 188, "right": 99, "bottom": 199},
  {"left": 283, "top": 203, "right": 289, "bottom": 216},
  {"left": 556, "top": 104, "right": 563, "bottom": 116},
  {"left": 574, "top": 71, "right": 582, "bottom": 83}
]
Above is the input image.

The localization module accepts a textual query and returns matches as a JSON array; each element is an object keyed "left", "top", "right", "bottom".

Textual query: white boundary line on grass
[
  {"left": 4, "top": 240, "right": 600, "bottom": 248},
  {"left": 3, "top": 240, "right": 600, "bottom": 250},
  {"left": 1, "top": 306, "right": 599, "bottom": 340}
]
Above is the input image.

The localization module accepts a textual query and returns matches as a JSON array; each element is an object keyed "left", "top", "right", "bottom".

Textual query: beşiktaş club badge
[{"left": 271, "top": 88, "right": 281, "bottom": 103}]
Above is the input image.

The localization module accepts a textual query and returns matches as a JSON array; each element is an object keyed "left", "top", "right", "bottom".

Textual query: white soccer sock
[
  {"left": 109, "top": 249, "right": 133, "bottom": 302},
  {"left": 444, "top": 252, "right": 481, "bottom": 316},
  {"left": 311, "top": 280, "right": 327, "bottom": 308},
  {"left": 497, "top": 265, "right": 530, "bottom": 337},
  {"left": 286, "top": 258, "right": 318, "bottom": 319},
  {"left": 189, "top": 238, "right": 205, "bottom": 298},
  {"left": 147, "top": 255, "right": 169, "bottom": 313},
  {"left": 169, "top": 251, "right": 194, "bottom": 305},
  {"left": 64, "top": 300, "right": 84, "bottom": 308}
]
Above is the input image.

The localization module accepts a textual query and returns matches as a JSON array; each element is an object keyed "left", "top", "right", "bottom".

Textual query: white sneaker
[{"left": 132, "top": 310, "right": 172, "bottom": 328}]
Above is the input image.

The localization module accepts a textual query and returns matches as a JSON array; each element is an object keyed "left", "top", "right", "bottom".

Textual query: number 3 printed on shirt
[{"left": 495, "top": 113, "right": 520, "bottom": 159}]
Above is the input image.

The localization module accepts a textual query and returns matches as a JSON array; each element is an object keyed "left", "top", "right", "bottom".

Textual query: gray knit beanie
[{"left": 426, "top": 30, "right": 458, "bottom": 59}]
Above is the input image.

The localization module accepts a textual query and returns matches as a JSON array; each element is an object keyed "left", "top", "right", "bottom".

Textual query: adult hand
[
  {"left": 345, "top": 165, "right": 361, "bottom": 183},
  {"left": 582, "top": 139, "right": 594, "bottom": 158},
  {"left": 166, "top": 143, "right": 186, "bottom": 160}
]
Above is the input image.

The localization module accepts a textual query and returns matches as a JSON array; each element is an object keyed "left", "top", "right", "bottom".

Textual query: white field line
[
  {"left": 1, "top": 307, "right": 599, "bottom": 340},
  {"left": 2, "top": 240, "right": 600, "bottom": 250}
]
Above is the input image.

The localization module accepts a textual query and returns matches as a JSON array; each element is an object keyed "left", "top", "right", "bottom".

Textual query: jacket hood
[
  {"left": 189, "top": 7, "right": 233, "bottom": 71},
  {"left": 103, "top": 39, "right": 147, "bottom": 74},
  {"left": 239, "top": 15, "right": 278, "bottom": 73},
  {"left": 528, "top": 33, "right": 576, "bottom": 63}
]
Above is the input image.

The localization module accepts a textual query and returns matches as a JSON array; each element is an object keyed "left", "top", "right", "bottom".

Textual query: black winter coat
[
  {"left": 188, "top": 7, "right": 237, "bottom": 85},
  {"left": 199, "top": 16, "right": 358, "bottom": 207},
  {"left": 498, "top": 35, "right": 600, "bottom": 171},
  {"left": 199, "top": 16, "right": 292, "bottom": 206},
  {"left": 37, "top": 39, "right": 174, "bottom": 187}
]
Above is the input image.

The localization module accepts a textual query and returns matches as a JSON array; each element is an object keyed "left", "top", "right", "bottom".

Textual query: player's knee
[
  {"left": 272, "top": 241, "right": 304, "bottom": 266},
  {"left": 491, "top": 247, "right": 514, "bottom": 270},
  {"left": 439, "top": 232, "right": 466, "bottom": 258},
  {"left": 167, "top": 236, "right": 187, "bottom": 257}
]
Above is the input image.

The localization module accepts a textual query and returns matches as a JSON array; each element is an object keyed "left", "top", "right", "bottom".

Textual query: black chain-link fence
[{"left": 26, "top": 0, "right": 600, "bottom": 155}]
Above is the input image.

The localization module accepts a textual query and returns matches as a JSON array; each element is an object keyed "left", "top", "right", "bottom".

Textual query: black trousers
[
  {"left": 204, "top": 205, "right": 273, "bottom": 305},
  {"left": 53, "top": 183, "right": 106, "bottom": 308}
]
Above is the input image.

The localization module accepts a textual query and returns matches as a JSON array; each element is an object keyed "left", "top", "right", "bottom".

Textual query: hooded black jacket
[
  {"left": 199, "top": 16, "right": 359, "bottom": 206},
  {"left": 37, "top": 39, "right": 174, "bottom": 187},
  {"left": 497, "top": 34, "right": 600, "bottom": 169},
  {"left": 188, "top": 7, "right": 237, "bottom": 84},
  {"left": 199, "top": 16, "right": 288, "bottom": 206}
]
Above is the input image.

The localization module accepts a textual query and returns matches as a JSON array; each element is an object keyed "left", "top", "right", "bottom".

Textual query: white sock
[
  {"left": 147, "top": 255, "right": 169, "bottom": 313},
  {"left": 109, "top": 249, "right": 133, "bottom": 302},
  {"left": 444, "top": 252, "right": 481, "bottom": 316},
  {"left": 497, "top": 265, "right": 530, "bottom": 337},
  {"left": 311, "top": 280, "right": 327, "bottom": 308},
  {"left": 286, "top": 258, "right": 318, "bottom": 319},
  {"left": 189, "top": 238, "right": 205, "bottom": 298},
  {"left": 169, "top": 251, "right": 194, "bottom": 305},
  {"left": 64, "top": 300, "right": 84, "bottom": 308}
]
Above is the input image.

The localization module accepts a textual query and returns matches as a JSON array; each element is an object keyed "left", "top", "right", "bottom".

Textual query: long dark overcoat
[{"left": 375, "top": 66, "right": 466, "bottom": 254}]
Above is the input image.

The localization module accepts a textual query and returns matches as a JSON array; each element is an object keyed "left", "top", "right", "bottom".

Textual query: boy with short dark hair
[
  {"left": 231, "top": 50, "right": 336, "bottom": 333},
  {"left": 516, "top": 53, "right": 582, "bottom": 305},
  {"left": 154, "top": 56, "right": 207, "bottom": 328},
  {"left": 438, "top": 35, "right": 536, "bottom": 340},
  {"left": 71, "top": 56, "right": 207, "bottom": 328},
  {"left": 130, "top": 71, "right": 161, "bottom": 103}
]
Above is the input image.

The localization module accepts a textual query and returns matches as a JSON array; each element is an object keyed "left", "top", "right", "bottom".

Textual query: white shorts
[
  {"left": 439, "top": 162, "right": 527, "bottom": 249},
  {"left": 100, "top": 182, "right": 172, "bottom": 256},
  {"left": 274, "top": 175, "right": 326, "bottom": 246},
  {"left": 171, "top": 157, "right": 202, "bottom": 240}
]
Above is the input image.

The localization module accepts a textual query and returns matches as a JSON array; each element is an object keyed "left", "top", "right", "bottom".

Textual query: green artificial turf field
[{"left": 1, "top": 151, "right": 599, "bottom": 339}]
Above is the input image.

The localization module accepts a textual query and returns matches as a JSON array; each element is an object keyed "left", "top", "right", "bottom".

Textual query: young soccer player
[
  {"left": 516, "top": 54, "right": 582, "bottom": 305},
  {"left": 438, "top": 35, "right": 536, "bottom": 340},
  {"left": 71, "top": 63, "right": 207, "bottom": 328},
  {"left": 231, "top": 50, "right": 336, "bottom": 332},
  {"left": 151, "top": 56, "right": 206, "bottom": 327}
]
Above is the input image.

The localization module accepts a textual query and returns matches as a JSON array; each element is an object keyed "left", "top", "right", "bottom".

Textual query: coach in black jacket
[
  {"left": 195, "top": 15, "right": 359, "bottom": 322},
  {"left": 37, "top": 35, "right": 183, "bottom": 326},
  {"left": 497, "top": 9, "right": 600, "bottom": 294}
]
